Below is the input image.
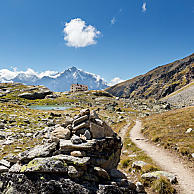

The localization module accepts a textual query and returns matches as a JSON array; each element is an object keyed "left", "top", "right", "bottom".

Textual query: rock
[
  {"left": 68, "top": 166, "right": 84, "bottom": 178},
  {"left": 0, "top": 108, "right": 137, "bottom": 193},
  {"left": 70, "top": 151, "right": 86, "bottom": 157},
  {"left": 84, "top": 130, "right": 92, "bottom": 140},
  {"left": 18, "top": 89, "right": 52, "bottom": 100},
  {"left": 185, "top": 128, "right": 193, "bottom": 133},
  {"left": 73, "top": 122, "right": 89, "bottom": 131},
  {"left": 141, "top": 171, "right": 177, "bottom": 183},
  {"left": 0, "top": 123, "right": 5, "bottom": 129},
  {"left": 94, "top": 167, "right": 110, "bottom": 180},
  {"left": 51, "top": 127, "right": 71, "bottom": 139},
  {"left": 90, "top": 122, "right": 105, "bottom": 138},
  {"left": 19, "top": 142, "right": 57, "bottom": 162},
  {"left": 71, "top": 134, "right": 83, "bottom": 144},
  {"left": 136, "top": 182, "right": 145, "bottom": 193},
  {"left": 73, "top": 115, "right": 89, "bottom": 126},
  {"left": 80, "top": 109, "right": 90, "bottom": 116},
  {"left": 60, "top": 139, "right": 96, "bottom": 152},
  {"left": 9, "top": 163, "right": 22, "bottom": 173},
  {"left": 0, "top": 159, "right": 10, "bottom": 168},
  {"left": 20, "top": 157, "right": 68, "bottom": 173},
  {"left": 132, "top": 161, "right": 147, "bottom": 170},
  {"left": 51, "top": 154, "right": 90, "bottom": 166},
  {"left": 191, "top": 153, "right": 194, "bottom": 158},
  {"left": 0, "top": 165, "right": 8, "bottom": 173},
  {"left": 95, "top": 119, "right": 103, "bottom": 126},
  {"left": 61, "top": 118, "right": 73, "bottom": 128},
  {"left": 103, "top": 122, "right": 114, "bottom": 137},
  {"left": 90, "top": 110, "right": 99, "bottom": 119},
  {"left": 50, "top": 112, "right": 61, "bottom": 117},
  {"left": 109, "top": 169, "right": 126, "bottom": 179},
  {"left": 4, "top": 154, "right": 19, "bottom": 163},
  {"left": 0, "top": 180, "right": 3, "bottom": 189}
]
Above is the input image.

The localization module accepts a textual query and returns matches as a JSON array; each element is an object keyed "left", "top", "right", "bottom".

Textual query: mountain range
[
  {"left": 106, "top": 53, "right": 194, "bottom": 99},
  {"left": 0, "top": 67, "right": 108, "bottom": 92}
]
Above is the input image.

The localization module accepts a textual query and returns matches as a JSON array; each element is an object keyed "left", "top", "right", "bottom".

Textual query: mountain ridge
[
  {"left": 106, "top": 53, "right": 194, "bottom": 99},
  {"left": 0, "top": 67, "right": 108, "bottom": 92}
]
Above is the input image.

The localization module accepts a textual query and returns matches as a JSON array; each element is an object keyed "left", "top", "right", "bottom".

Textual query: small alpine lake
[{"left": 28, "top": 105, "right": 72, "bottom": 111}]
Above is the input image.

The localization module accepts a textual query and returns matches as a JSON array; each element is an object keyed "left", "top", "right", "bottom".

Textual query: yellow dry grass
[{"left": 142, "top": 107, "right": 194, "bottom": 160}]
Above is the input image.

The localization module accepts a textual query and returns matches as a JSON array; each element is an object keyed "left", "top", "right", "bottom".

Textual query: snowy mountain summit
[{"left": 0, "top": 67, "right": 108, "bottom": 92}]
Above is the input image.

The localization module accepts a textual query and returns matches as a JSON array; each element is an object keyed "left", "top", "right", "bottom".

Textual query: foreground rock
[
  {"left": 141, "top": 171, "right": 178, "bottom": 184},
  {"left": 0, "top": 109, "right": 142, "bottom": 194}
]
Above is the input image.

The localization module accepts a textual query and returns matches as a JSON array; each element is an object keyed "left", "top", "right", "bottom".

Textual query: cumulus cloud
[
  {"left": 64, "top": 18, "right": 101, "bottom": 48},
  {"left": 111, "top": 17, "right": 116, "bottom": 25},
  {"left": 108, "top": 77, "right": 125, "bottom": 86},
  {"left": 142, "top": 2, "right": 147, "bottom": 12}
]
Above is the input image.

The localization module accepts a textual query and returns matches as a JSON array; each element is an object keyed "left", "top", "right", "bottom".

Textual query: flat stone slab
[
  {"left": 60, "top": 139, "right": 96, "bottom": 151},
  {"left": 19, "top": 142, "right": 57, "bottom": 162}
]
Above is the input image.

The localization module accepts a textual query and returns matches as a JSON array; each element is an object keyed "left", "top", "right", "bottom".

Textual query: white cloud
[
  {"left": 108, "top": 77, "right": 125, "bottom": 86},
  {"left": 64, "top": 18, "right": 101, "bottom": 48},
  {"left": 111, "top": 17, "right": 116, "bottom": 25},
  {"left": 0, "top": 69, "right": 17, "bottom": 80},
  {"left": 0, "top": 68, "right": 58, "bottom": 81},
  {"left": 39, "top": 70, "right": 58, "bottom": 78},
  {"left": 142, "top": 2, "right": 147, "bottom": 12}
]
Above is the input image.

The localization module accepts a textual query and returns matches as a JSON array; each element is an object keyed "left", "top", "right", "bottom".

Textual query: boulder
[
  {"left": 20, "top": 157, "right": 68, "bottom": 173},
  {"left": 94, "top": 167, "right": 110, "bottom": 180},
  {"left": 141, "top": 171, "right": 177, "bottom": 183},
  {"left": 0, "top": 108, "right": 138, "bottom": 194},
  {"left": 18, "top": 89, "right": 52, "bottom": 100},
  {"left": 51, "top": 127, "right": 71, "bottom": 139},
  {"left": 19, "top": 142, "right": 57, "bottom": 162},
  {"left": 71, "top": 134, "right": 83, "bottom": 144}
]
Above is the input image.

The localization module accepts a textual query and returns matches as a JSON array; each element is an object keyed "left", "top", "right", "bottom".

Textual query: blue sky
[{"left": 0, "top": 0, "right": 193, "bottom": 83}]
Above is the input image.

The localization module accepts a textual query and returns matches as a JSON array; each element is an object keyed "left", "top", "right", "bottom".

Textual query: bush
[{"left": 151, "top": 176, "right": 175, "bottom": 194}]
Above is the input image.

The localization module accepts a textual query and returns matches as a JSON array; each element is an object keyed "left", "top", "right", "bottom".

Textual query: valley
[{"left": 0, "top": 54, "right": 193, "bottom": 193}]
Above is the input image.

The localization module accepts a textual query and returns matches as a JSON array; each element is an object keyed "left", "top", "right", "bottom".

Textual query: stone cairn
[{"left": 0, "top": 109, "right": 143, "bottom": 194}]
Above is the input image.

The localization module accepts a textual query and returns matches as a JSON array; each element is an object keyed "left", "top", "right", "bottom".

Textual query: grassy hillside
[
  {"left": 142, "top": 107, "right": 194, "bottom": 161},
  {"left": 106, "top": 53, "right": 194, "bottom": 100}
]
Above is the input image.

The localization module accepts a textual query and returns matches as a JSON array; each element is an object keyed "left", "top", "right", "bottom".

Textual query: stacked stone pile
[{"left": 0, "top": 109, "right": 144, "bottom": 193}]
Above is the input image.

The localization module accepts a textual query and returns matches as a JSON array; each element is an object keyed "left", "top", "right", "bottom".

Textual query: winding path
[{"left": 130, "top": 120, "right": 194, "bottom": 194}]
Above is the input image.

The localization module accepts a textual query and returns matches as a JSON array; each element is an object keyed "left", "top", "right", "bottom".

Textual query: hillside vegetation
[
  {"left": 106, "top": 53, "right": 194, "bottom": 99},
  {"left": 142, "top": 107, "right": 194, "bottom": 161}
]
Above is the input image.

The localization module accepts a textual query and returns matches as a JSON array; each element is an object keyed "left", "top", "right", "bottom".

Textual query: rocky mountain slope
[
  {"left": 162, "top": 82, "right": 194, "bottom": 108},
  {"left": 0, "top": 67, "right": 108, "bottom": 92},
  {"left": 106, "top": 53, "right": 194, "bottom": 99}
]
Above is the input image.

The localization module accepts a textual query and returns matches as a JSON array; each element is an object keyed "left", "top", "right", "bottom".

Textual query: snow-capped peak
[{"left": 0, "top": 66, "right": 109, "bottom": 91}]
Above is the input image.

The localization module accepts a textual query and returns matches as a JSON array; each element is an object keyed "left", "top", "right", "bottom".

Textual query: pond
[{"left": 28, "top": 105, "right": 71, "bottom": 111}]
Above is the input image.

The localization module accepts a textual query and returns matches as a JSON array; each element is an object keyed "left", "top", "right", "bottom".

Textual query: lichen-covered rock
[
  {"left": 0, "top": 109, "right": 139, "bottom": 194},
  {"left": 20, "top": 157, "right": 68, "bottom": 173},
  {"left": 19, "top": 142, "right": 57, "bottom": 162},
  {"left": 141, "top": 171, "right": 177, "bottom": 183}
]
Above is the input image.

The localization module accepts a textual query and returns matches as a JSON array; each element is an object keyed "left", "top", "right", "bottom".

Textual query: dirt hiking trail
[{"left": 129, "top": 120, "right": 194, "bottom": 194}]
